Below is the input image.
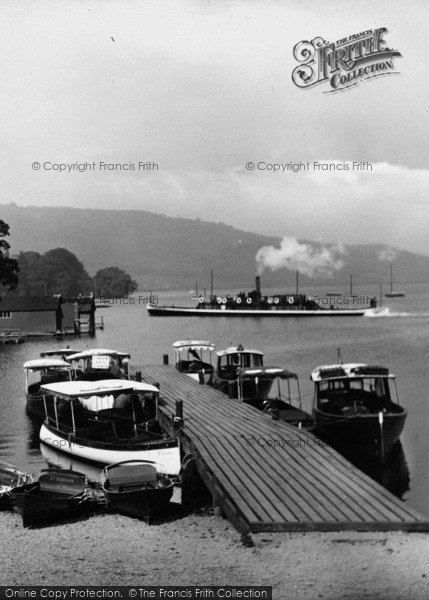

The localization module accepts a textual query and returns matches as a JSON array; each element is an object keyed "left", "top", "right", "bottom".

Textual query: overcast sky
[{"left": 1, "top": 0, "right": 428, "bottom": 254}]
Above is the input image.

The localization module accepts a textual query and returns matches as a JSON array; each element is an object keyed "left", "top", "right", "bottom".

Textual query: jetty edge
[{"left": 130, "top": 364, "right": 429, "bottom": 535}]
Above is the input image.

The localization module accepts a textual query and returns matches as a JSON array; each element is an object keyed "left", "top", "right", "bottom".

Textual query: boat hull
[
  {"left": 10, "top": 484, "right": 88, "bottom": 527},
  {"left": 213, "top": 377, "right": 273, "bottom": 401},
  {"left": 26, "top": 393, "right": 54, "bottom": 418},
  {"left": 0, "top": 462, "right": 32, "bottom": 510},
  {"left": 102, "top": 477, "right": 173, "bottom": 523},
  {"left": 314, "top": 408, "right": 407, "bottom": 458},
  {"left": 40, "top": 422, "right": 181, "bottom": 476},
  {"left": 9, "top": 471, "right": 89, "bottom": 528},
  {"left": 147, "top": 304, "right": 373, "bottom": 317}
]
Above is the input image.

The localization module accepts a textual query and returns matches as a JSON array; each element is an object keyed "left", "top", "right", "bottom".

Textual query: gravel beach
[{"left": 2, "top": 510, "right": 429, "bottom": 599}]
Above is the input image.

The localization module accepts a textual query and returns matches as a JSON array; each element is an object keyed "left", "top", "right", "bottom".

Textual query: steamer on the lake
[
  {"left": 39, "top": 379, "right": 181, "bottom": 476},
  {"left": 147, "top": 276, "right": 378, "bottom": 317},
  {"left": 311, "top": 363, "right": 407, "bottom": 459}
]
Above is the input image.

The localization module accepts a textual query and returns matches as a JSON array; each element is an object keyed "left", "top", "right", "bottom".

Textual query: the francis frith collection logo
[{"left": 292, "top": 27, "right": 401, "bottom": 92}]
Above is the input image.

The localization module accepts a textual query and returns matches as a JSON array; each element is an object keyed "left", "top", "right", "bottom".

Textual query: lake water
[{"left": 1, "top": 282, "right": 429, "bottom": 517}]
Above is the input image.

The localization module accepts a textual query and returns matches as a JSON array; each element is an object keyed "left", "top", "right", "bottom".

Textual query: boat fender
[
  {"left": 274, "top": 297, "right": 280, "bottom": 304},
  {"left": 216, "top": 297, "right": 222, "bottom": 304},
  {"left": 267, "top": 297, "right": 273, "bottom": 304},
  {"left": 246, "top": 298, "right": 252, "bottom": 304},
  {"left": 221, "top": 298, "right": 227, "bottom": 304},
  {"left": 287, "top": 297, "right": 294, "bottom": 304},
  {"left": 236, "top": 297, "right": 242, "bottom": 304}
]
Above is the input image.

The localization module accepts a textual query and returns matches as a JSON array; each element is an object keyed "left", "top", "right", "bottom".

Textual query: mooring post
[
  {"left": 163, "top": 354, "right": 169, "bottom": 365},
  {"left": 174, "top": 400, "right": 184, "bottom": 431}
]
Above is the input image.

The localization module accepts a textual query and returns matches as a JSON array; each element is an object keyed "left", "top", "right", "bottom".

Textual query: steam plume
[
  {"left": 256, "top": 236, "right": 346, "bottom": 278},
  {"left": 377, "top": 247, "right": 398, "bottom": 262}
]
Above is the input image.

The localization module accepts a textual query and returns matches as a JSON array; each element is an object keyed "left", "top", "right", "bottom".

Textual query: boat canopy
[
  {"left": 66, "top": 348, "right": 131, "bottom": 361},
  {"left": 236, "top": 367, "right": 297, "bottom": 380},
  {"left": 40, "top": 379, "right": 158, "bottom": 398},
  {"left": 311, "top": 363, "right": 394, "bottom": 382},
  {"left": 216, "top": 344, "right": 264, "bottom": 358},
  {"left": 40, "top": 349, "right": 81, "bottom": 357},
  {"left": 24, "top": 358, "right": 72, "bottom": 371},
  {"left": 173, "top": 340, "right": 215, "bottom": 352}
]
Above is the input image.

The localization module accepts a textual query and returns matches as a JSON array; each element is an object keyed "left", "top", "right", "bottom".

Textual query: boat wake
[{"left": 365, "top": 308, "right": 429, "bottom": 318}]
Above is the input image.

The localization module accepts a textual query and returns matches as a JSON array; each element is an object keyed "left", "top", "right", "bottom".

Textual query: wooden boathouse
[
  {"left": 0, "top": 294, "right": 97, "bottom": 335},
  {"left": 131, "top": 364, "right": 429, "bottom": 535}
]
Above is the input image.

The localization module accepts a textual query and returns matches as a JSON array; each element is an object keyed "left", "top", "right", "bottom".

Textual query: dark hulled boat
[
  {"left": 311, "top": 363, "right": 407, "bottom": 459},
  {"left": 101, "top": 460, "right": 174, "bottom": 523},
  {"left": 8, "top": 469, "right": 89, "bottom": 527}
]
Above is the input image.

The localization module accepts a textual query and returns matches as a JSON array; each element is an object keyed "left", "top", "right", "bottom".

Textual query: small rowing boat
[
  {"left": 0, "top": 462, "right": 32, "bottom": 510},
  {"left": 8, "top": 469, "right": 89, "bottom": 527},
  {"left": 101, "top": 460, "right": 174, "bottom": 523}
]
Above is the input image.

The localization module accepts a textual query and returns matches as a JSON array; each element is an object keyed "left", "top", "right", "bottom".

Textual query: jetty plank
[{"left": 131, "top": 365, "right": 429, "bottom": 532}]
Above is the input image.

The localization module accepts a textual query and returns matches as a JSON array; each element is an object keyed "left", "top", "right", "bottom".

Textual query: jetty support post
[{"left": 163, "top": 354, "right": 169, "bottom": 365}]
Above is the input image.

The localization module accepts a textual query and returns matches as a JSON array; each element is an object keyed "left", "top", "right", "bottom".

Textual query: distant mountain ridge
[{"left": 1, "top": 203, "right": 428, "bottom": 291}]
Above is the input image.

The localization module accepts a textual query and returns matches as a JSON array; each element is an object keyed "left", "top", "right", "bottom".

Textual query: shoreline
[{"left": 3, "top": 510, "right": 429, "bottom": 599}]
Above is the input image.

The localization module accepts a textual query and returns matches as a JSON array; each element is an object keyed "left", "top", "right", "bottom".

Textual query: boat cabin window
[
  {"left": 218, "top": 353, "right": 263, "bottom": 371},
  {"left": 317, "top": 376, "right": 392, "bottom": 411}
]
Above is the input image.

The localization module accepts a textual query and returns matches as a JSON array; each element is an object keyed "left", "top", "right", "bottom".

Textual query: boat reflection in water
[
  {"left": 40, "top": 444, "right": 103, "bottom": 482},
  {"left": 322, "top": 437, "right": 410, "bottom": 500}
]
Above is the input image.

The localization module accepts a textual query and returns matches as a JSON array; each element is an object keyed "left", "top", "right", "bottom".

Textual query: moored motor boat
[
  {"left": 40, "top": 348, "right": 81, "bottom": 358},
  {"left": 0, "top": 462, "right": 33, "bottom": 510},
  {"left": 173, "top": 340, "right": 215, "bottom": 384},
  {"left": 236, "top": 366, "right": 313, "bottom": 428},
  {"left": 67, "top": 348, "right": 131, "bottom": 381},
  {"left": 8, "top": 469, "right": 89, "bottom": 527},
  {"left": 311, "top": 363, "right": 407, "bottom": 459},
  {"left": 101, "top": 460, "right": 174, "bottom": 523},
  {"left": 213, "top": 345, "right": 265, "bottom": 398},
  {"left": 39, "top": 379, "right": 181, "bottom": 476},
  {"left": 24, "top": 358, "right": 74, "bottom": 417},
  {"left": 213, "top": 345, "right": 313, "bottom": 427}
]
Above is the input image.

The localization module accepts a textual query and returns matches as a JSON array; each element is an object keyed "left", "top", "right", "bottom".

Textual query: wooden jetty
[
  {"left": 131, "top": 364, "right": 429, "bottom": 534},
  {"left": 0, "top": 329, "right": 25, "bottom": 343}
]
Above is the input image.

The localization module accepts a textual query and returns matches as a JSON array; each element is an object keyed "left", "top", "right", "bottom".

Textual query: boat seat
[
  {"left": 107, "top": 463, "right": 158, "bottom": 491},
  {"left": 38, "top": 471, "right": 86, "bottom": 496}
]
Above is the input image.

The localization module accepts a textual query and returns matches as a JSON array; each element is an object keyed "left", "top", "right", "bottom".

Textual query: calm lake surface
[{"left": 1, "top": 282, "right": 429, "bottom": 516}]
